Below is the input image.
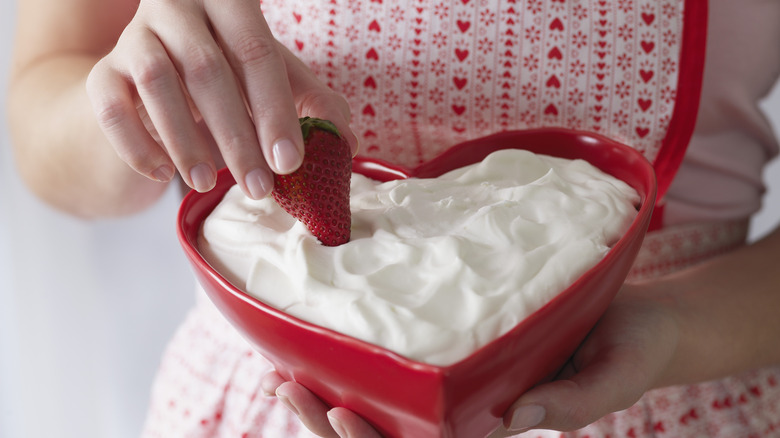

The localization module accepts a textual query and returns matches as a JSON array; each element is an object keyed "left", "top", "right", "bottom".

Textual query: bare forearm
[
  {"left": 657, "top": 224, "right": 780, "bottom": 387},
  {"left": 8, "top": 54, "right": 169, "bottom": 218}
]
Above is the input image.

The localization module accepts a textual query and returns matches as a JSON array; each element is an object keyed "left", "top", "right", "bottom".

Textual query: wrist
[{"left": 646, "top": 234, "right": 780, "bottom": 387}]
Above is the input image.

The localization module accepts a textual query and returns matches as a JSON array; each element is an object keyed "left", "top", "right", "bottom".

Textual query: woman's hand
[
  {"left": 261, "top": 371, "right": 382, "bottom": 438},
  {"left": 86, "top": 0, "right": 357, "bottom": 200},
  {"left": 496, "top": 283, "right": 680, "bottom": 434},
  {"left": 260, "top": 282, "right": 681, "bottom": 437}
]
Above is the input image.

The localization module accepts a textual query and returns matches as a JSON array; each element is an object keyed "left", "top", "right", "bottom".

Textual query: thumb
[{"left": 503, "top": 352, "right": 650, "bottom": 433}]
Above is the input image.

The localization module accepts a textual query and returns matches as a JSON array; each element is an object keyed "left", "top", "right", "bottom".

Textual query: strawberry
[{"left": 272, "top": 117, "right": 352, "bottom": 246}]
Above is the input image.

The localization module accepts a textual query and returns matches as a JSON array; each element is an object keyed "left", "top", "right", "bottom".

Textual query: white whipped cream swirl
[{"left": 199, "top": 149, "right": 639, "bottom": 365}]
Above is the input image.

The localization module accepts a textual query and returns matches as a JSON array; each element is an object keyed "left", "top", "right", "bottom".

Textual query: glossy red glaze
[{"left": 177, "top": 128, "right": 657, "bottom": 438}]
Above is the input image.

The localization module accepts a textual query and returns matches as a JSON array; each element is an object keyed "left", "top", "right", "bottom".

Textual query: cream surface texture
[{"left": 199, "top": 149, "right": 639, "bottom": 365}]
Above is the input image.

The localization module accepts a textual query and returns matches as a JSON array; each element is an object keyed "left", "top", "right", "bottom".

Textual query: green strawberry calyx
[{"left": 299, "top": 117, "right": 341, "bottom": 140}]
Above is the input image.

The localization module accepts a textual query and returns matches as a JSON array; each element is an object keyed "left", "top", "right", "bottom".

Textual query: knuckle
[
  {"left": 93, "top": 97, "right": 129, "bottom": 132},
  {"left": 131, "top": 53, "right": 174, "bottom": 90},
  {"left": 115, "top": 145, "right": 155, "bottom": 173},
  {"left": 182, "top": 45, "right": 226, "bottom": 86},
  {"left": 85, "top": 59, "right": 109, "bottom": 91},
  {"left": 233, "top": 32, "right": 280, "bottom": 67},
  {"left": 560, "top": 405, "right": 595, "bottom": 431},
  {"left": 296, "top": 89, "right": 348, "bottom": 117}
]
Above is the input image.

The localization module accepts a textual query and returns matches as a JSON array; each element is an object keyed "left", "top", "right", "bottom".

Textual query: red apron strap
[{"left": 651, "top": 0, "right": 708, "bottom": 204}]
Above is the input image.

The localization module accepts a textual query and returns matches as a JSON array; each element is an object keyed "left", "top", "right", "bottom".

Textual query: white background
[
  {"left": 2, "top": 2, "right": 780, "bottom": 437},
  {"left": 0, "top": 2, "right": 195, "bottom": 437}
]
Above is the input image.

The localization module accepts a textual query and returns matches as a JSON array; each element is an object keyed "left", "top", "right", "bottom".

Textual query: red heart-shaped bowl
[{"left": 177, "top": 128, "right": 657, "bottom": 438}]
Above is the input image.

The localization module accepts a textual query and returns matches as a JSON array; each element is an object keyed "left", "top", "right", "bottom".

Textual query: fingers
[
  {"left": 88, "top": 0, "right": 355, "bottom": 200},
  {"left": 263, "top": 372, "right": 382, "bottom": 438},
  {"left": 86, "top": 59, "right": 175, "bottom": 184},
  {"left": 88, "top": 16, "right": 223, "bottom": 193},
  {"left": 206, "top": 0, "right": 304, "bottom": 175},
  {"left": 275, "top": 382, "right": 339, "bottom": 438},
  {"left": 277, "top": 44, "right": 360, "bottom": 157},
  {"left": 128, "top": 29, "right": 218, "bottom": 192},
  {"left": 502, "top": 294, "right": 678, "bottom": 433},
  {"left": 260, "top": 370, "right": 286, "bottom": 396},
  {"left": 327, "top": 407, "right": 383, "bottom": 438},
  {"left": 146, "top": 1, "right": 279, "bottom": 197},
  {"left": 503, "top": 357, "right": 645, "bottom": 433}
]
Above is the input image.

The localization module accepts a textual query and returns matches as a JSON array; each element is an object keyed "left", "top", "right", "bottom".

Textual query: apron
[
  {"left": 140, "top": 219, "right": 780, "bottom": 438},
  {"left": 141, "top": 1, "right": 780, "bottom": 436}
]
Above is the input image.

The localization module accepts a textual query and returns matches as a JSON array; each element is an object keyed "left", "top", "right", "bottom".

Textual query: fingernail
[
  {"left": 189, "top": 163, "right": 215, "bottom": 192},
  {"left": 244, "top": 168, "right": 273, "bottom": 200},
  {"left": 352, "top": 136, "right": 360, "bottom": 157},
  {"left": 276, "top": 393, "right": 299, "bottom": 416},
  {"left": 328, "top": 412, "right": 350, "bottom": 438},
  {"left": 151, "top": 164, "right": 174, "bottom": 182},
  {"left": 508, "top": 404, "right": 546, "bottom": 433},
  {"left": 272, "top": 138, "right": 302, "bottom": 173}
]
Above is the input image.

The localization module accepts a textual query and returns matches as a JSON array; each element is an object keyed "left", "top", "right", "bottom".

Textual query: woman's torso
[{"left": 261, "top": 0, "right": 780, "bottom": 226}]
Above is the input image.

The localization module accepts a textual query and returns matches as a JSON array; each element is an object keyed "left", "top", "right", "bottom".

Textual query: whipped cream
[{"left": 199, "top": 149, "right": 639, "bottom": 365}]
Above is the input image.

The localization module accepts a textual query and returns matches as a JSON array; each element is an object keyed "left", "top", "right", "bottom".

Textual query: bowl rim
[{"left": 177, "top": 127, "right": 658, "bottom": 375}]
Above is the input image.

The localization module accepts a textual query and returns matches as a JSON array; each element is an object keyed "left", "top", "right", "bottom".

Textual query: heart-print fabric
[{"left": 262, "top": 0, "right": 706, "bottom": 199}]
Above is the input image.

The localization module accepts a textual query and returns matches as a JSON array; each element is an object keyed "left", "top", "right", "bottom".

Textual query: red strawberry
[{"left": 272, "top": 117, "right": 352, "bottom": 246}]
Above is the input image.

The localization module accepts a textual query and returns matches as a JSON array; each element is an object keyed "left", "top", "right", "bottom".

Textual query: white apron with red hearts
[
  {"left": 140, "top": 1, "right": 780, "bottom": 436},
  {"left": 261, "top": 0, "right": 704, "bottom": 202}
]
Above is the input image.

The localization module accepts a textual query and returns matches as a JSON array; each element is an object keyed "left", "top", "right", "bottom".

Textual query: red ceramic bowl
[{"left": 177, "top": 128, "right": 657, "bottom": 438}]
